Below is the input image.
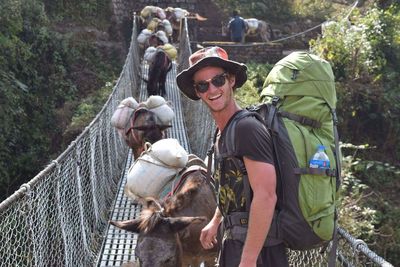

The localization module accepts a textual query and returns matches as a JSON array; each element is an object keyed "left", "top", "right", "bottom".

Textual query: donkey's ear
[
  {"left": 166, "top": 216, "right": 207, "bottom": 233},
  {"left": 143, "top": 197, "right": 163, "bottom": 211},
  {"left": 158, "top": 124, "right": 172, "bottom": 131},
  {"left": 110, "top": 219, "right": 141, "bottom": 233}
]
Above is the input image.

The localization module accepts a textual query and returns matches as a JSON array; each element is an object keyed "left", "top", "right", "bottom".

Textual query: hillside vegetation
[{"left": 0, "top": 0, "right": 122, "bottom": 199}]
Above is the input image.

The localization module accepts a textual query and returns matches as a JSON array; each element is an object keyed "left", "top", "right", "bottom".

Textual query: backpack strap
[
  {"left": 206, "top": 139, "right": 215, "bottom": 187},
  {"left": 327, "top": 218, "right": 338, "bottom": 267},
  {"left": 294, "top": 168, "right": 336, "bottom": 176},
  {"left": 221, "top": 109, "right": 267, "bottom": 213},
  {"left": 222, "top": 110, "right": 264, "bottom": 156},
  {"left": 206, "top": 128, "right": 222, "bottom": 213},
  {"left": 327, "top": 108, "right": 342, "bottom": 267},
  {"left": 262, "top": 99, "right": 286, "bottom": 209},
  {"left": 279, "top": 110, "right": 322, "bottom": 128},
  {"left": 331, "top": 108, "right": 342, "bottom": 190},
  {"left": 266, "top": 97, "right": 280, "bottom": 134}
]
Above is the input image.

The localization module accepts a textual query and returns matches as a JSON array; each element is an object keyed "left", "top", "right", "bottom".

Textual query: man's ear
[{"left": 228, "top": 74, "right": 236, "bottom": 88}]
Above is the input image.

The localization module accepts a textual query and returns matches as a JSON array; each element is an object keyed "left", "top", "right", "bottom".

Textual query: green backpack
[{"left": 220, "top": 51, "right": 341, "bottom": 251}]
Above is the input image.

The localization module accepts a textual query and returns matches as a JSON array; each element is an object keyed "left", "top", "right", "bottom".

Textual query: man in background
[{"left": 228, "top": 10, "right": 246, "bottom": 43}]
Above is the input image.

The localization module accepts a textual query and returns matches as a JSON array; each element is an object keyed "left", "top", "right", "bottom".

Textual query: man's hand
[
  {"left": 200, "top": 208, "right": 222, "bottom": 249},
  {"left": 200, "top": 219, "right": 219, "bottom": 249}
]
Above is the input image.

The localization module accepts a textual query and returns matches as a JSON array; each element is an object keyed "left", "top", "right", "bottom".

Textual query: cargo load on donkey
[{"left": 209, "top": 51, "right": 341, "bottom": 262}]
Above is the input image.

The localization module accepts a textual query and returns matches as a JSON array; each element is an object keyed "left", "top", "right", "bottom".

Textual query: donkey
[
  {"left": 165, "top": 7, "right": 207, "bottom": 43},
  {"left": 111, "top": 165, "right": 218, "bottom": 267},
  {"left": 124, "top": 106, "right": 170, "bottom": 159},
  {"left": 244, "top": 18, "right": 274, "bottom": 42},
  {"left": 146, "top": 49, "right": 172, "bottom": 97}
]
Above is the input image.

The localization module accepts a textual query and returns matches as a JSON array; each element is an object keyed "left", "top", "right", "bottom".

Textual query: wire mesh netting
[
  {"left": 0, "top": 16, "right": 141, "bottom": 267},
  {"left": 0, "top": 15, "right": 394, "bottom": 267},
  {"left": 177, "top": 18, "right": 216, "bottom": 159}
]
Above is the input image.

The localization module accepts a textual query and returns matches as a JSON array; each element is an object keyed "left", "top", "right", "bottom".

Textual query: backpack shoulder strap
[
  {"left": 206, "top": 128, "right": 219, "bottom": 186},
  {"left": 222, "top": 109, "right": 266, "bottom": 212},
  {"left": 223, "top": 109, "right": 264, "bottom": 157}
]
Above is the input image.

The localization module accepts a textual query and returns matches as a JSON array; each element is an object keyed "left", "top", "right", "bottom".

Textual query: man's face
[{"left": 193, "top": 66, "right": 235, "bottom": 113}]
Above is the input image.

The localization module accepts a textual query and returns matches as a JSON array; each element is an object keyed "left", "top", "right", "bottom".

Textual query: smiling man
[{"left": 176, "top": 46, "right": 288, "bottom": 267}]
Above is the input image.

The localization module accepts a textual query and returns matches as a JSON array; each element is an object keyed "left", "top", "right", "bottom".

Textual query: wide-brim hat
[{"left": 176, "top": 46, "right": 247, "bottom": 100}]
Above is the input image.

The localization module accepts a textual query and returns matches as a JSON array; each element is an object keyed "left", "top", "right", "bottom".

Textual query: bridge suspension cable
[{"left": 271, "top": 0, "right": 359, "bottom": 44}]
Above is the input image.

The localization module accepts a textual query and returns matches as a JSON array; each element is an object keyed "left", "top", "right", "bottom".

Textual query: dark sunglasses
[{"left": 194, "top": 72, "right": 228, "bottom": 93}]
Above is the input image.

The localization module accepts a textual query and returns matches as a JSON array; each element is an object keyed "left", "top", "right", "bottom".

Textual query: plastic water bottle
[{"left": 309, "top": 145, "right": 330, "bottom": 169}]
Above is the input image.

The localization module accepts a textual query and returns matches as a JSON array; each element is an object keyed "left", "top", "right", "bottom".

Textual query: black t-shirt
[
  {"left": 215, "top": 111, "right": 274, "bottom": 214},
  {"left": 228, "top": 16, "right": 246, "bottom": 39}
]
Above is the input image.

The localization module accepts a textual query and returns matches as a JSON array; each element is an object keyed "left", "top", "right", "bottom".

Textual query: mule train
[{"left": 139, "top": 6, "right": 207, "bottom": 43}]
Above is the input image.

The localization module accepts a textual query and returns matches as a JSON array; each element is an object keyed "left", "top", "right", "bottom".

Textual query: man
[
  {"left": 228, "top": 10, "right": 246, "bottom": 43},
  {"left": 176, "top": 46, "right": 288, "bottom": 267}
]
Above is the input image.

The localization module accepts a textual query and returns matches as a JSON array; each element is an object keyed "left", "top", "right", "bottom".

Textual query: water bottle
[{"left": 309, "top": 145, "right": 330, "bottom": 169}]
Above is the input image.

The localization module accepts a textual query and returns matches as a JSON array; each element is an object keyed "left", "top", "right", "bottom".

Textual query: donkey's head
[
  {"left": 110, "top": 198, "right": 206, "bottom": 267},
  {"left": 124, "top": 107, "right": 170, "bottom": 158}
]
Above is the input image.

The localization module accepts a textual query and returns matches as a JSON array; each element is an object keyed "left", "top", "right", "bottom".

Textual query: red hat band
[{"left": 189, "top": 47, "right": 229, "bottom": 66}]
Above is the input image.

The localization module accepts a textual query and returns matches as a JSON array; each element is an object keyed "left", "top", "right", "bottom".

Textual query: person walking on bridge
[
  {"left": 176, "top": 46, "right": 289, "bottom": 267},
  {"left": 228, "top": 10, "right": 246, "bottom": 43}
]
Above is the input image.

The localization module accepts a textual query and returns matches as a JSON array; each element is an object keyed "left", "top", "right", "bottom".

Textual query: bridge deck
[{"left": 97, "top": 62, "right": 192, "bottom": 266}]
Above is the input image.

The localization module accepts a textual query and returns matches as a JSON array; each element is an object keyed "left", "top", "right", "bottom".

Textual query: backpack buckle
[
  {"left": 291, "top": 69, "right": 299, "bottom": 80},
  {"left": 224, "top": 215, "right": 233, "bottom": 228},
  {"left": 331, "top": 109, "right": 339, "bottom": 125},
  {"left": 299, "top": 116, "right": 308, "bottom": 125},
  {"left": 271, "top": 96, "right": 280, "bottom": 106}
]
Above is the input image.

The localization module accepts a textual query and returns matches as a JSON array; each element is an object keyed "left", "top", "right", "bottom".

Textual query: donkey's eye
[{"left": 164, "top": 256, "right": 174, "bottom": 265}]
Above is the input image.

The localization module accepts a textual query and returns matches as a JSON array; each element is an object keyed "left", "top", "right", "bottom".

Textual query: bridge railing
[
  {"left": 0, "top": 15, "right": 141, "bottom": 267},
  {"left": 178, "top": 18, "right": 216, "bottom": 159}
]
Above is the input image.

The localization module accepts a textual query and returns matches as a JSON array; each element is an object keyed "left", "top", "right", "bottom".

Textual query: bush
[
  {"left": 310, "top": 4, "right": 400, "bottom": 164},
  {"left": 0, "top": 0, "right": 119, "bottom": 201},
  {"left": 234, "top": 62, "right": 274, "bottom": 107}
]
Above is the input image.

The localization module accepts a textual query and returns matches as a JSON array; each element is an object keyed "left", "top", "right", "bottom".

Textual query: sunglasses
[{"left": 194, "top": 72, "right": 228, "bottom": 93}]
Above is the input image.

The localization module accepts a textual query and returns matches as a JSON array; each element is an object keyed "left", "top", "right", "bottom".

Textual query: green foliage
[
  {"left": 0, "top": 0, "right": 23, "bottom": 36},
  {"left": 0, "top": 0, "right": 119, "bottom": 201},
  {"left": 72, "top": 81, "right": 115, "bottom": 124},
  {"left": 63, "top": 81, "right": 115, "bottom": 145},
  {"left": 340, "top": 143, "right": 400, "bottom": 264},
  {"left": 339, "top": 144, "right": 379, "bottom": 240},
  {"left": 234, "top": 62, "right": 273, "bottom": 107},
  {"left": 292, "top": 0, "right": 334, "bottom": 20},
  {"left": 310, "top": 5, "right": 400, "bottom": 80},
  {"left": 214, "top": 0, "right": 292, "bottom": 23},
  {"left": 246, "top": 62, "right": 274, "bottom": 90},
  {"left": 43, "top": 0, "right": 112, "bottom": 28}
]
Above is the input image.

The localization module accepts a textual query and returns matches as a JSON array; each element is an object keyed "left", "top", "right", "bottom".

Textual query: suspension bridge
[{"left": 0, "top": 16, "right": 394, "bottom": 267}]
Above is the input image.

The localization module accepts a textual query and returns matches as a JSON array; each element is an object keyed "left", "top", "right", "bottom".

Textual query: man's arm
[
  {"left": 228, "top": 18, "right": 234, "bottom": 30},
  {"left": 200, "top": 207, "right": 223, "bottom": 250},
  {"left": 240, "top": 157, "right": 277, "bottom": 267}
]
